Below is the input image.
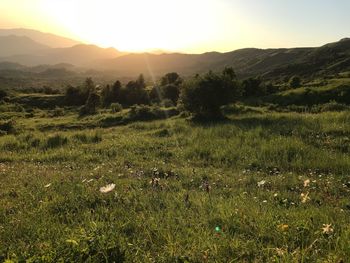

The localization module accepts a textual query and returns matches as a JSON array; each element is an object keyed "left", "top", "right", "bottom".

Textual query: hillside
[
  {"left": 99, "top": 39, "right": 350, "bottom": 78},
  {"left": 0, "top": 31, "right": 349, "bottom": 78},
  {"left": 0, "top": 44, "right": 124, "bottom": 67},
  {"left": 0, "top": 28, "right": 80, "bottom": 48},
  {"left": 0, "top": 35, "right": 49, "bottom": 57}
]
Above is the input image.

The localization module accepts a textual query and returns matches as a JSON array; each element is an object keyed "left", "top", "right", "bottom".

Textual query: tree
[
  {"left": 101, "top": 80, "right": 122, "bottom": 107},
  {"left": 289, "top": 76, "right": 301, "bottom": 89},
  {"left": 80, "top": 92, "right": 100, "bottom": 116},
  {"left": 160, "top": 72, "right": 182, "bottom": 86},
  {"left": 149, "top": 84, "right": 180, "bottom": 105},
  {"left": 65, "top": 85, "right": 85, "bottom": 105},
  {"left": 222, "top": 67, "right": 236, "bottom": 80},
  {"left": 242, "top": 77, "right": 266, "bottom": 97},
  {"left": 180, "top": 69, "right": 241, "bottom": 119}
]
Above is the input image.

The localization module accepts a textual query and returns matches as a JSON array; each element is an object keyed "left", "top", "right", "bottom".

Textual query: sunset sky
[{"left": 1, "top": 0, "right": 349, "bottom": 53}]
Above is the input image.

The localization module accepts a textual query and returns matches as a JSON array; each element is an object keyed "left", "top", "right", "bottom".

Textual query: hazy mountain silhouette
[
  {"left": 0, "top": 43, "right": 124, "bottom": 66},
  {"left": 98, "top": 38, "right": 350, "bottom": 78},
  {"left": 0, "top": 29, "right": 349, "bottom": 78},
  {"left": 0, "top": 28, "right": 80, "bottom": 48},
  {"left": 0, "top": 35, "right": 49, "bottom": 57}
]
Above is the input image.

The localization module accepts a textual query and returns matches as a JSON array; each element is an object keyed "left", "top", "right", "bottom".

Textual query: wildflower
[
  {"left": 303, "top": 179, "right": 310, "bottom": 187},
  {"left": 300, "top": 192, "right": 310, "bottom": 203},
  {"left": 257, "top": 180, "right": 266, "bottom": 187},
  {"left": 278, "top": 224, "right": 289, "bottom": 231},
  {"left": 149, "top": 177, "right": 161, "bottom": 187},
  {"left": 275, "top": 248, "right": 285, "bottom": 256},
  {"left": 321, "top": 224, "right": 334, "bottom": 234},
  {"left": 99, "top": 183, "right": 116, "bottom": 193},
  {"left": 273, "top": 193, "right": 278, "bottom": 197},
  {"left": 44, "top": 183, "right": 51, "bottom": 188}
]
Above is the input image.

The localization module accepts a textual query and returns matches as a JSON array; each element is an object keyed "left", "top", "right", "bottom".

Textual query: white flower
[
  {"left": 257, "top": 180, "right": 266, "bottom": 187},
  {"left": 300, "top": 192, "right": 310, "bottom": 203},
  {"left": 321, "top": 224, "right": 334, "bottom": 234},
  {"left": 99, "top": 183, "right": 116, "bottom": 193},
  {"left": 303, "top": 179, "right": 310, "bottom": 187}
]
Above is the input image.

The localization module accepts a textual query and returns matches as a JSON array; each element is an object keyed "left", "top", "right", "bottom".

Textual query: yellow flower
[{"left": 278, "top": 224, "right": 289, "bottom": 231}]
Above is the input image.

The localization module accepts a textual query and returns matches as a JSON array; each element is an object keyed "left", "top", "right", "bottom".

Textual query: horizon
[{"left": 1, "top": 0, "right": 350, "bottom": 53}]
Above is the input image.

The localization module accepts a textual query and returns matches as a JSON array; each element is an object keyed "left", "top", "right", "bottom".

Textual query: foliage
[
  {"left": 290, "top": 76, "right": 302, "bottom": 89},
  {"left": 0, "top": 89, "right": 8, "bottom": 100},
  {"left": 65, "top": 78, "right": 96, "bottom": 106},
  {"left": 180, "top": 68, "right": 241, "bottom": 118},
  {"left": 79, "top": 92, "right": 100, "bottom": 116},
  {"left": 160, "top": 72, "right": 182, "bottom": 86},
  {"left": 110, "top": 103, "right": 123, "bottom": 113},
  {"left": 0, "top": 120, "right": 16, "bottom": 134},
  {"left": 101, "top": 81, "right": 122, "bottom": 107}
]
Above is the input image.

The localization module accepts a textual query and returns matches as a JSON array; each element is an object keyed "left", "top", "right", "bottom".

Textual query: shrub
[
  {"left": 180, "top": 69, "right": 241, "bottom": 119},
  {"left": 51, "top": 107, "right": 65, "bottom": 117},
  {"left": 110, "top": 103, "right": 123, "bottom": 113},
  {"left": 0, "top": 120, "right": 16, "bottom": 134},
  {"left": 79, "top": 92, "right": 100, "bottom": 116},
  {"left": 45, "top": 134, "right": 68, "bottom": 149},
  {"left": 150, "top": 84, "right": 180, "bottom": 105},
  {"left": 289, "top": 76, "right": 302, "bottom": 89},
  {"left": 0, "top": 89, "right": 7, "bottom": 101},
  {"left": 125, "top": 105, "right": 179, "bottom": 122},
  {"left": 242, "top": 77, "right": 266, "bottom": 97},
  {"left": 160, "top": 99, "right": 175, "bottom": 108}
]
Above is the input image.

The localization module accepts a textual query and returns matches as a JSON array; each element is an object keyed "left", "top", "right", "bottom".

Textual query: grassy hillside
[{"left": 0, "top": 96, "right": 350, "bottom": 262}]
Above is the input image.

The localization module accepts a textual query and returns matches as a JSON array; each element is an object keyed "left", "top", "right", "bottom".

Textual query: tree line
[{"left": 64, "top": 69, "right": 300, "bottom": 118}]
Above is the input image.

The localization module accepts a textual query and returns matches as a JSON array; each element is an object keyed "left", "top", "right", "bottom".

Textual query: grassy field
[{"left": 1, "top": 104, "right": 350, "bottom": 262}]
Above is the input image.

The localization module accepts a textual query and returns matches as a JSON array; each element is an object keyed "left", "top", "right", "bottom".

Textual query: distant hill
[
  {"left": 0, "top": 30, "right": 349, "bottom": 79},
  {"left": 0, "top": 35, "right": 49, "bottom": 57},
  {"left": 97, "top": 39, "right": 350, "bottom": 78},
  {"left": 0, "top": 43, "right": 124, "bottom": 67},
  {"left": 0, "top": 28, "right": 80, "bottom": 48}
]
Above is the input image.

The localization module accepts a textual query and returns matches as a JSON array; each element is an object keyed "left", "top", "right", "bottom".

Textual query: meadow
[{"left": 1, "top": 100, "right": 350, "bottom": 262}]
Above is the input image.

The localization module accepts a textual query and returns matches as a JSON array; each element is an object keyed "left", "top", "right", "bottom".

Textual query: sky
[{"left": 0, "top": 0, "right": 349, "bottom": 53}]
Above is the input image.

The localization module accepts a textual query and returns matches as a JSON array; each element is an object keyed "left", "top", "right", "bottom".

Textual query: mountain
[
  {"left": 98, "top": 39, "right": 350, "bottom": 78},
  {"left": 0, "top": 35, "right": 49, "bottom": 57},
  {"left": 0, "top": 31, "right": 349, "bottom": 79},
  {"left": 0, "top": 44, "right": 124, "bottom": 66},
  {"left": 0, "top": 28, "right": 80, "bottom": 48}
]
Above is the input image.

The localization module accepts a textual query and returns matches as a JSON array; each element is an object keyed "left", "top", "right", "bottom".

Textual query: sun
[{"left": 38, "top": 0, "right": 234, "bottom": 53}]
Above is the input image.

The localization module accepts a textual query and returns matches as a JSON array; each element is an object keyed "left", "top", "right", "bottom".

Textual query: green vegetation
[{"left": 1, "top": 71, "right": 350, "bottom": 262}]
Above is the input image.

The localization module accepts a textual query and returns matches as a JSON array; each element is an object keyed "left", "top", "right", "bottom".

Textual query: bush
[
  {"left": 0, "top": 120, "right": 16, "bottom": 134},
  {"left": 180, "top": 69, "right": 241, "bottom": 119},
  {"left": 110, "top": 103, "right": 123, "bottom": 113},
  {"left": 51, "top": 107, "right": 65, "bottom": 117},
  {"left": 242, "top": 77, "right": 266, "bottom": 97},
  {"left": 312, "top": 101, "right": 349, "bottom": 113},
  {"left": 45, "top": 134, "right": 68, "bottom": 149},
  {"left": 79, "top": 92, "right": 100, "bottom": 116},
  {"left": 150, "top": 84, "right": 180, "bottom": 105},
  {"left": 125, "top": 105, "right": 179, "bottom": 122},
  {"left": 289, "top": 76, "right": 302, "bottom": 89},
  {"left": 0, "top": 89, "right": 7, "bottom": 101}
]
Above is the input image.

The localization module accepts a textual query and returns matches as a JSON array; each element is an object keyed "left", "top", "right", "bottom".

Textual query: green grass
[{"left": 1, "top": 106, "right": 350, "bottom": 262}]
